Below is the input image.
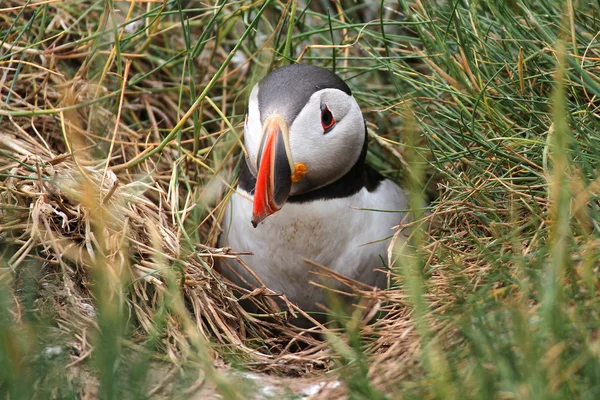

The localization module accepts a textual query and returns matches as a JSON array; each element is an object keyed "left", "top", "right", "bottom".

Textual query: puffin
[{"left": 219, "top": 64, "right": 409, "bottom": 322}]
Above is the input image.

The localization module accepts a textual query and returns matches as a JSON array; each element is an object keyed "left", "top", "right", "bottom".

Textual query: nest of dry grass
[{"left": 0, "top": 94, "right": 433, "bottom": 380}]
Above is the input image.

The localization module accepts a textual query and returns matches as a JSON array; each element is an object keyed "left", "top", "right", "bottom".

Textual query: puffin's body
[{"left": 219, "top": 64, "right": 408, "bottom": 318}]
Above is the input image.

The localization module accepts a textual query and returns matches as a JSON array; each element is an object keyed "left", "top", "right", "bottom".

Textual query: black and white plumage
[{"left": 219, "top": 64, "right": 408, "bottom": 316}]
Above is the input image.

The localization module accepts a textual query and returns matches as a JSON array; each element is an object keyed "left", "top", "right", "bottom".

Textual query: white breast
[{"left": 219, "top": 179, "right": 408, "bottom": 312}]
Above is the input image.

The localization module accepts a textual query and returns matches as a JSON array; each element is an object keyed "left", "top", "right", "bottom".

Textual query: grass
[{"left": 1, "top": 0, "right": 599, "bottom": 398}]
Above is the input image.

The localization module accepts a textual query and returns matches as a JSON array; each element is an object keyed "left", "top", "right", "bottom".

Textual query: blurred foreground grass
[{"left": 1, "top": 0, "right": 599, "bottom": 398}]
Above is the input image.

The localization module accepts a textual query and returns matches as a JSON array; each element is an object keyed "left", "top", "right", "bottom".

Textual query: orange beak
[{"left": 251, "top": 116, "right": 294, "bottom": 228}]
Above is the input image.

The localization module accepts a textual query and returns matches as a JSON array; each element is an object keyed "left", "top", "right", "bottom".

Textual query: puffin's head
[{"left": 244, "top": 64, "right": 366, "bottom": 227}]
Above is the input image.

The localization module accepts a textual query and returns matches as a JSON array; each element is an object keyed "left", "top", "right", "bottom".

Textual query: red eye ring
[
  {"left": 245, "top": 114, "right": 249, "bottom": 125},
  {"left": 321, "top": 105, "right": 335, "bottom": 133}
]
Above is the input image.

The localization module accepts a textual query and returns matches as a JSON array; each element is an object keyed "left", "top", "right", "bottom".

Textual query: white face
[{"left": 243, "top": 84, "right": 366, "bottom": 195}]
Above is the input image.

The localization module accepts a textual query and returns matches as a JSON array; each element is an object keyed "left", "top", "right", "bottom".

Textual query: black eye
[{"left": 320, "top": 105, "right": 335, "bottom": 133}]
